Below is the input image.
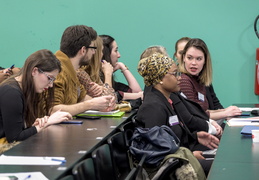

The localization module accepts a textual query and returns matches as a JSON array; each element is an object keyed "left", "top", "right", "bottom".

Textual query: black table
[
  {"left": 0, "top": 111, "right": 137, "bottom": 179},
  {"left": 207, "top": 125, "right": 259, "bottom": 180}
]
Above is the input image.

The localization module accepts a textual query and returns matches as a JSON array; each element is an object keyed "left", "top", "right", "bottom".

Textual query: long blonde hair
[{"left": 85, "top": 36, "right": 103, "bottom": 84}]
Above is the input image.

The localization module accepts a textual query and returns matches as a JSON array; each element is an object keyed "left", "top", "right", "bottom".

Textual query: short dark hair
[{"left": 60, "top": 25, "right": 97, "bottom": 58}]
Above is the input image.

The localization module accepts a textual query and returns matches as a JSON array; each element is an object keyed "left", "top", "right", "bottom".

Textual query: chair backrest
[
  {"left": 72, "top": 158, "right": 96, "bottom": 180},
  {"left": 92, "top": 143, "right": 116, "bottom": 180},
  {"left": 108, "top": 132, "right": 132, "bottom": 180},
  {"left": 118, "top": 120, "right": 137, "bottom": 147}
]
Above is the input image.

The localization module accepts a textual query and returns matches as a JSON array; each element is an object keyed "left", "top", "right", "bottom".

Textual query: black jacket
[
  {"left": 171, "top": 92, "right": 209, "bottom": 133},
  {"left": 206, "top": 85, "right": 224, "bottom": 110},
  {"left": 138, "top": 87, "right": 199, "bottom": 150}
]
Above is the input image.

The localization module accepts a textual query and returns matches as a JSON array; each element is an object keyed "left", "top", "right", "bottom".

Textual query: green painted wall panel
[{"left": 1, "top": 0, "right": 259, "bottom": 107}]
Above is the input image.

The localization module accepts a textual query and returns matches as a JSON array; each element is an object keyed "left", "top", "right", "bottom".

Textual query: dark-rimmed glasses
[
  {"left": 167, "top": 71, "right": 181, "bottom": 77},
  {"left": 38, "top": 68, "right": 56, "bottom": 84},
  {"left": 86, "top": 46, "right": 97, "bottom": 50}
]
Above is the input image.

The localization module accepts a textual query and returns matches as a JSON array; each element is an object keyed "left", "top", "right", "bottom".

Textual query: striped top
[{"left": 179, "top": 73, "right": 209, "bottom": 111}]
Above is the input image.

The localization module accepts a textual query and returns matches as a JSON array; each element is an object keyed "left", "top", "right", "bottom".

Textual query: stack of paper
[{"left": 227, "top": 117, "right": 259, "bottom": 126}]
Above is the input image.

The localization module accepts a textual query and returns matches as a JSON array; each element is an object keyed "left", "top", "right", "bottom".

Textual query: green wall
[{"left": 1, "top": 0, "right": 259, "bottom": 107}]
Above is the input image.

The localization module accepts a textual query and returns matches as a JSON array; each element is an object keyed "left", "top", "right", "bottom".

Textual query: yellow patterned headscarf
[{"left": 138, "top": 53, "right": 174, "bottom": 86}]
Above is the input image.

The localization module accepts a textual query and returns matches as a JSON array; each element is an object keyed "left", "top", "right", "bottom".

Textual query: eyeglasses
[
  {"left": 86, "top": 46, "right": 97, "bottom": 50},
  {"left": 38, "top": 68, "right": 56, "bottom": 84},
  {"left": 167, "top": 71, "right": 181, "bottom": 77}
]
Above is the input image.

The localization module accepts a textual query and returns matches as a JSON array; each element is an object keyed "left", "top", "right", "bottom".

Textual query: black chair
[
  {"left": 118, "top": 118, "right": 138, "bottom": 148},
  {"left": 108, "top": 131, "right": 132, "bottom": 180},
  {"left": 91, "top": 143, "right": 116, "bottom": 180},
  {"left": 72, "top": 158, "right": 96, "bottom": 180}
]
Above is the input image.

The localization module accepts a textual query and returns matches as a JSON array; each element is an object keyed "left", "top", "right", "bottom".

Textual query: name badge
[
  {"left": 169, "top": 115, "right": 179, "bottom": 126},
  {"left": 180, "top": 92, "right": 187, "bottom": 99},
  {"left": 198, "top": 92, "right": 205, "bottom": 102}
]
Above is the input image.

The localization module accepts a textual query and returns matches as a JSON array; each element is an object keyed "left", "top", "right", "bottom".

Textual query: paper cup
[{"left": 252, "top": 130, "right": 259, "bottom": 143}]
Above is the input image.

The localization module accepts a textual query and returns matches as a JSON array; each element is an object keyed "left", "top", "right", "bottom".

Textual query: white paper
[
  {"left": 239, "top": 107, "right": 259, "bottom": 112},
  {"left": 227, "top": 117, "right": 259, "bottom": 126},
  {"left": 0, "top": 172, "right": 48, "bottom": 180},
  {"left": 0, "top": 155, "right": 65, "bottom": 165},
  {"left": 84, "top": 110, "right": 119, "bottom": 115}
]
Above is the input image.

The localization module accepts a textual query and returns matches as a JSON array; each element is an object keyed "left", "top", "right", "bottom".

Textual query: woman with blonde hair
[
  {"left": 178, "top": 38, "right": 241, "bottom": 120},
  {"left": 77, "top": 36, "right": 116, "bottom": 98}
]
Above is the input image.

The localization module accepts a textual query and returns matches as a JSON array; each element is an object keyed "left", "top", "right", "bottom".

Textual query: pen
[
  {"left": 251, "top": 121, "right": 259, "bottom": 123},
  {"left": 44, "top": 157, "right": 66, "bottom": 163},
  {"left": 24, "top": 175, "right": 31, "bottom": 180},
  {"left": 9, "top": 64, "right": 15, "bottom": 69}
]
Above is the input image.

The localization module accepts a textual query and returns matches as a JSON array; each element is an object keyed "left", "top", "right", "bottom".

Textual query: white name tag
[
  {"left": 180, "top": 92, "right": 187, "bottom": 99},
  {"left": 198, "top": 92, "right": 205, "bottom": 102},
  {"left": 169, "top": 115, "right": 179, "bottom": 126}
]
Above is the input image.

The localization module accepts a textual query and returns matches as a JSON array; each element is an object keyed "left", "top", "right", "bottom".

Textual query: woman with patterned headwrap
[{"left": 136, "top": 53, "right": 219, "bottom": 176}]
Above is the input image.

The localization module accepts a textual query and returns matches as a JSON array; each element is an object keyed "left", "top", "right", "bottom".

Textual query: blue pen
[
  {"left": 44, "top": 157, "right": 66, "bottom": 163},
  {"left": 24, "top": 175, "right": 31, "bottom": 180},
  {"left": 51, "top": 158, "right": 66, "bottom": 163},
  {"left": 9, "top": 64, "right": 15, "bottom": 69}
]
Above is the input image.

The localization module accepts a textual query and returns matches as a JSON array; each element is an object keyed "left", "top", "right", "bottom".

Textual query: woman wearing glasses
[
  {"left": 178, "top": 38, "right": 241, "bottom": 121},
  {"left": 141, "top": 46, "right": 222, "bottom": 137},
  {"left": 136, "top": 53, "right": 219, "bottom": 176},
  {"left": 0, "top": 49, "right": 72, "bottom": 148}
]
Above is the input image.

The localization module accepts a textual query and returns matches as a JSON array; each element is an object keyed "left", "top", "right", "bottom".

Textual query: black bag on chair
[{"left": 129, "top": 125, "right": 180, "bottom": 167}]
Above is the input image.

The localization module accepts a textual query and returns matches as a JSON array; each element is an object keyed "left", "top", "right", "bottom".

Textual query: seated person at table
[
  {"left": 77, "top": 36, "right": 116, "bottom": 99},
  {"left": 141, "top": 46, "right": 222, "bottom": 137},
  {"left": 178, "top": 38, "right": 241, "bottom": 121},
  {"left": 136, "top": 53, "right": 219, "bottom": 175},
  {"left": 0, "top": 49, "right": 72, "bottom": 145},
  {"left": 0, "top": 65, "right": 21, "bottom": 83},
  {"left": 174, "top": 37, "right": 230, "bottom": 126},
  {"left": 51, "top": 25, "right": 116, "bottom": 116},
  {"left": 100, "top": 35, "right": 143, "bottom": 102}
]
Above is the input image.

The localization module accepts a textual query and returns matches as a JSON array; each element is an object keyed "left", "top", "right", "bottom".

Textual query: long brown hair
[{"left": 15, "top": 49, "right": 61, "bottom": 126}]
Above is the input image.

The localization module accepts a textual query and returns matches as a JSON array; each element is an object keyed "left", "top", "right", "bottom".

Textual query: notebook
[
  {"left": 78, "top": 110, "right": 125, "bottom": 117},
  {"left": 240, "top": 125, "right": 259, "bottom": 135}
]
